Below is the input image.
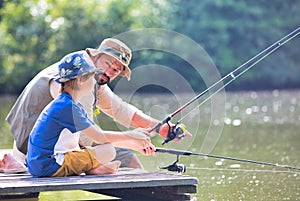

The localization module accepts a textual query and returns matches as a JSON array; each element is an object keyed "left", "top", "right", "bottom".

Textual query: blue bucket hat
[{"left": 56, "top": 51, "right": 103, "bottom": 83}]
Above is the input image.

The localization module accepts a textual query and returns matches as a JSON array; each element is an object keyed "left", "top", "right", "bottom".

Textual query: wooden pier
[{"left": 0, "top": 168, "right": 198, "bottom": 201}]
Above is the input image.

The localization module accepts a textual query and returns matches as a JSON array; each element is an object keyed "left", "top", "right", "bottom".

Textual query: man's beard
[{"left": 95, "top": 73, "right": 110, "bottom": 85}]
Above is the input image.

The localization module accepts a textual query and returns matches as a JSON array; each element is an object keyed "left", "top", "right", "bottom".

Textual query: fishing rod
[
  {"left": 156, "top": 147, "right": 300, "bottom": 173},
  {"left": 152, "top": 27, "right": 300, "bottom": 145}
]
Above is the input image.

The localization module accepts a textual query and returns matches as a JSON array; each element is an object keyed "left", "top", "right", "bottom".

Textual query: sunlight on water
[
  {"left": 1, "top": 90, "right": 300, "bottom": 200},
  {"left": 135, "top": 90, "right": 300, "bottom": 201},
  {"left": 39, "top": 190, "right": 117, "bottom": 201},
  {"left": 232, "top": 119, "right": 241, "bottom": 126}
]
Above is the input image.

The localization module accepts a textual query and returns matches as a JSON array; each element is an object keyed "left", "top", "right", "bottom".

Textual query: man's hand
[{"left": 158, "top": 123, "right": 192, "bottom": 142}]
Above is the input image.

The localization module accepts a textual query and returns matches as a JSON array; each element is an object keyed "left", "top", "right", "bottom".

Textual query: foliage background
[{"left": 0, "top": 0, "right": 299, "bottom": 94}]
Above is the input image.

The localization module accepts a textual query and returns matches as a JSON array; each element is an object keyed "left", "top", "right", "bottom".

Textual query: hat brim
[
  {"left": 86, "top": 48, "right": 131, "bottom": 81},
  {"left": 55, "top": 68, "right": 103, "bottom": 84}
]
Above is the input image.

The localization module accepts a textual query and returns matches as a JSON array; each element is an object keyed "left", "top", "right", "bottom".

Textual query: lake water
[{"left": 0, "top": 90, "right": 299, "bottom": 200}]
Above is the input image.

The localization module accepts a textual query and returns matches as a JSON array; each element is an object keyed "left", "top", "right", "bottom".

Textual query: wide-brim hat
[
  {"left": 55, "top": 51, "right": 103, "bottom": 84},
  {"left": 86, "top": 38, "right": 132, "bottom": 80}
]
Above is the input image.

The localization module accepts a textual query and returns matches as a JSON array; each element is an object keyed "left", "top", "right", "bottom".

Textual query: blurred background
[
  {"left": 0, "top": 0, "right": 299, "bottom": 94},
  {"left": 0, "top": 1, "right": 299, "bottom": 200}
]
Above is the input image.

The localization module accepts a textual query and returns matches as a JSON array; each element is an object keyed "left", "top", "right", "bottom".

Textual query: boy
[{"left": 26, "top": 51, "right": 155, "bottom": 177}]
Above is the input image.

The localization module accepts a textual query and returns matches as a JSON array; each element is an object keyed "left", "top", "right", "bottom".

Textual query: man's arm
[
  {"left": 97, "top": 85, "right": 159, "bottom": 132},
  {"left": 96, "top": 85, "right": 140, "bottom": 127},
  {"left": 97, "top": 85, "right": 192, "bottom": 139},
  {"left": 130, "top": 110, "right": 160, "bottom": 137},
  {"left": 130, "top": 109, "right": 159, "bottom": 128}
]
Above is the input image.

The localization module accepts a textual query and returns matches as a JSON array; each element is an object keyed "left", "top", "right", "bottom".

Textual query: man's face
[{"left": 93, "top": 54, "right": 125, "bottom": 85}]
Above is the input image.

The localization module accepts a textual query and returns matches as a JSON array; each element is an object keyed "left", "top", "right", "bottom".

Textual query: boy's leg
[
  {"left": 93, "top": 143, "right": 116, "bottom": 164},
  {"left": 86, "top": 161, "right": 121, "bottom": 175},
  {"left": 79, "top": 134, "right": 143, "bottom": 168},
  {"left": 53, "top": 146, "right": 119, "bottom": 177},
  {"left": 86, "top": 144, "right": 120, "bottom": 175}
]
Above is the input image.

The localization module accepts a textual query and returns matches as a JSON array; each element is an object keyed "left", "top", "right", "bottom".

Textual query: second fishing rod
[
  {"left": 152, "top": 27, "right": 300, "bottom": 145},
  {"left": 156, "top": 147, "right": 300, "bottom": 173}
]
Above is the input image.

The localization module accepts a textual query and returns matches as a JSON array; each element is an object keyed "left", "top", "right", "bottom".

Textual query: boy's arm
[{"left": 81, "top": 125, "right": 155, "bottom": 155}]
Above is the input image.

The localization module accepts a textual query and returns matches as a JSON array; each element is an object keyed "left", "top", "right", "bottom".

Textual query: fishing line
[
  {"left": 156, "top": 147, "right": 300, "bottom": 173},
  {"left": 177, "top": 27, "right": 300, "bottom": 122},
  {"left": 152, "top": 27, "right": 300, "bottom": 144},
  {"left": 152, "top": 28, "right": 300, "bottom": 173},
  {"left": 187, "top": 167, "right": 300, "bottom": 174}
]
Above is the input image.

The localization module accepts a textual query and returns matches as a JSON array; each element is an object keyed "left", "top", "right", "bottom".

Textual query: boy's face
[{"left": 78, "top": 73, "right": 96, "bottom": 96}]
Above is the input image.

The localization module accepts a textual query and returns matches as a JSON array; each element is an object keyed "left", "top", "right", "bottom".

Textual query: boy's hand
[{"left": 124, "top": 128, "right": 156, "bottom": 155}]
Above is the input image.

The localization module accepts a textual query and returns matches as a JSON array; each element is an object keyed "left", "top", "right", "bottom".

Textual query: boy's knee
[
  {"left": 94, "top": 143, "right": 116, "bottom": 163},
  {"left": 105, "top": 144, "right": 116, "bottom": 160}
]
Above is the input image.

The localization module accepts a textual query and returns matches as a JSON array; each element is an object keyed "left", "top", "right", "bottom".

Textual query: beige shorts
[{"left": 52, "top": 148, "right": 99, "bottom": 177}]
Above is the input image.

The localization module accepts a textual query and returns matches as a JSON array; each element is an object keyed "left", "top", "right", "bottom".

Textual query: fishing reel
[
  {"left": 162, "top": 121, "right": 187, "bottom": 145},
  {"left": 159, "top": 157, "right": 186, "bottom": 173}
]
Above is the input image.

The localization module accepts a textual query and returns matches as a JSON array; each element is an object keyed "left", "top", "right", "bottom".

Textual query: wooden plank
[
  {"left": 0, "top": 171, "right": 198, "bottom": 194},
  {"left": 1, "top": 150, "right": 198, "bottom": 200},
  {"left": 92, "top": 185, "right": 197, "bottom": 201},
  {"left": 0, "top": 192, "right": 39, "bottom": 200}
]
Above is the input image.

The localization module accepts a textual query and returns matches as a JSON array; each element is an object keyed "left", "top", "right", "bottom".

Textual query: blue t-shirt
[{"left": 26, "top": 93, "right": 94, "bottom": 177}]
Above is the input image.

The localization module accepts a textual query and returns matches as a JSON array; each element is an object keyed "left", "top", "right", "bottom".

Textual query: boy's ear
[{"left": 77, "top": 77, "right": 84, "bottom": 85}]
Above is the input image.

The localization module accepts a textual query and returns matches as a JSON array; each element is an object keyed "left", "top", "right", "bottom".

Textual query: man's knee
[{"left": 127, "top": 154, "right": 144, "bottom": 169}]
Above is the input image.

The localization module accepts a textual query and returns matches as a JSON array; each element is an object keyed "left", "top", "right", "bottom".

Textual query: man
[{"left": 6, "top": 38, "right": 191, "bottom": 171}]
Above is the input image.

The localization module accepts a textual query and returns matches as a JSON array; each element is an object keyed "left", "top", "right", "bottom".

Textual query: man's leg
[
  {"left": 12, "top": 141, "right": 26, "bottom": 164},
  {"left": 126, "top": 153, "right": 144, "bottom": 169},
  {"left": 114, "top": 148, "right": 144, "bottom": 169}
]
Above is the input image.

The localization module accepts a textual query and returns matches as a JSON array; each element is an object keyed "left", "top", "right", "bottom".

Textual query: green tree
[
  {"left": 0, "top": 0, "right": 169, "bottom": 94},
  {"left": 0, "top": 0, "right": 299, "bottom": 94},
  {"left": 166, "top": 0, "right": 300, "bottom": 90}
]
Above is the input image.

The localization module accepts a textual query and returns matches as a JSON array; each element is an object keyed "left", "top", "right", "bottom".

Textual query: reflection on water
[
  {"left": 39, "top": 190, "right": 117, "bottom": 201},
  {"left": 131, "top": 90, "right": 300, "bottom": 201},
  {"left": 0, "top": 90, "right": 299, "bottom": 200}
]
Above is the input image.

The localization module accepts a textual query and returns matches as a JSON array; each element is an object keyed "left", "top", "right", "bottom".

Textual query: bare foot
[
  {"left": 0, "top": 159, "right": 4, "bottom": 169},
  {"left": 86, "top": 161, "right": 121, "bottom": 175},
  {"left": 0, "top": 153, "right": 27, "bottom": 173}
]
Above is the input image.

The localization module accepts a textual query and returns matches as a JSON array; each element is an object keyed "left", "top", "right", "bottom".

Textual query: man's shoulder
[
  {"left": 27, "top": 63, "right": 59, "bottom": 87},
  {"left": 98, "top": 84, "right": 114, "bottom": 94},
  {"left": 38, "top": 63, "right": 59, "bottom": 77}
]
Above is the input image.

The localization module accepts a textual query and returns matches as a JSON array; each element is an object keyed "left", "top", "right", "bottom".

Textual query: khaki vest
[{"left": 6, "top": 64, "right": 58, "bottom": 154}]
